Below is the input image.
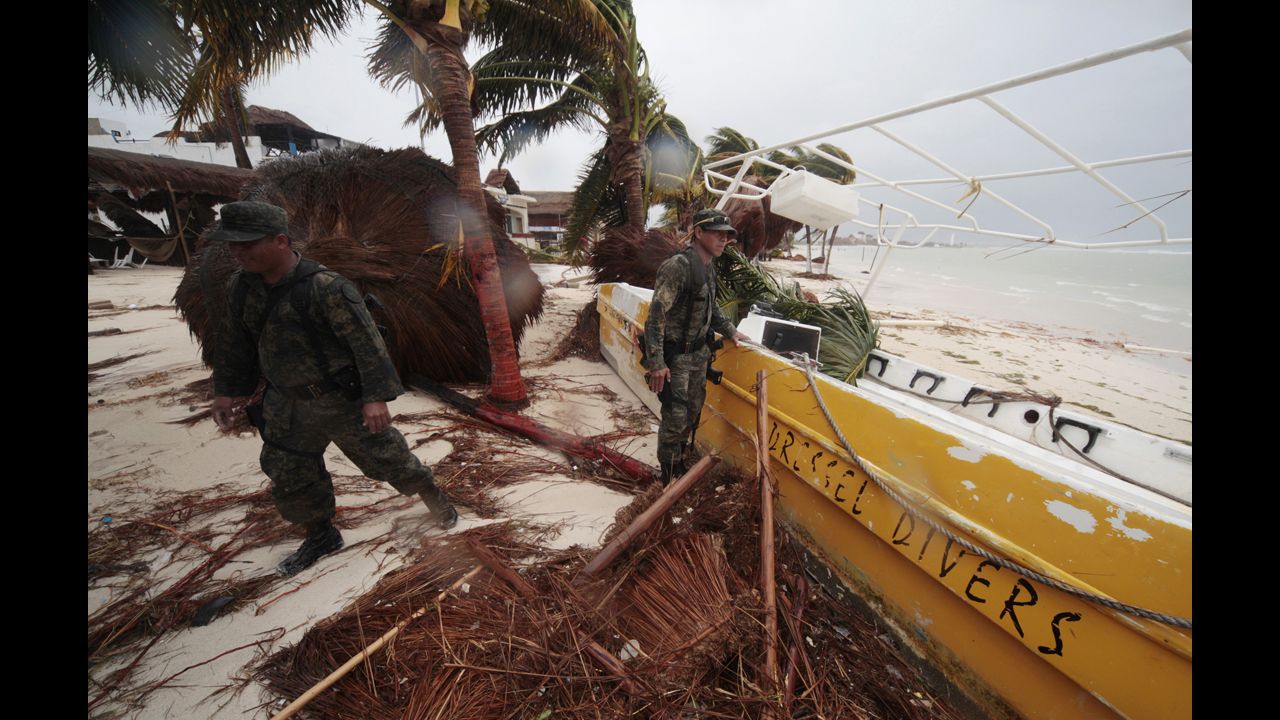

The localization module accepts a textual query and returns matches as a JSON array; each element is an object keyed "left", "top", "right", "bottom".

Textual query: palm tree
[{"left": 463, "top": 0, "right": 697, "bottom": 262}]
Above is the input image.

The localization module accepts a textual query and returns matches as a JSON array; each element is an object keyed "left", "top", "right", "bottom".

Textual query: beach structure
[
  {"left": 89, "top": 105, "right": 359, "bottom": 168},
  {"left": 521, "top": 190, "right": 575, "bottom": 249},
  {"left": 88, "top": 146, "right": 253, "bottom": 267},
  {"left": 174, "top": 145, "right": 545, "bottom": 385},
  {"left": 482, "top": 169, "right": 539, "bottom": 250},
  {"left": 598, "top": 28, "right": 1191, "bottom": 720}
]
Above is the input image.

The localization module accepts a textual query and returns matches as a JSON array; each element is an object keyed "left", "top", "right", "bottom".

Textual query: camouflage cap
[
  {"left": 208, "top": 201, "right": 289, "bottom": 242},
  {"left": 692, "top": 208, "right": 736, "bottom": 235}
]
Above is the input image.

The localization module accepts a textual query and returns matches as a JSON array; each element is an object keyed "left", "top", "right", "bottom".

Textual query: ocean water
[{"left": 816, "top": 245, "right": 1192, "bottom": 352}]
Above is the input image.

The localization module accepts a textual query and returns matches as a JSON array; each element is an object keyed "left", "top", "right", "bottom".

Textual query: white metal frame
[{"left": 703, "top": 28, "right": 1192, "bottom": 276}]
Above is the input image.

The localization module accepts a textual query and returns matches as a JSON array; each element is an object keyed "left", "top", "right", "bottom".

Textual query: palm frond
[
  {"left": 563, "top": 148, "right": 624, "bottom": 265},
  {"left": 715, "top": 248, "right": 878, "bottom": 383},
  {"left": 88, "top": 0, "right": 195, "bottom": 109},
  {"left": 474, "top": 87, "right": 600, "bottom": 164}
]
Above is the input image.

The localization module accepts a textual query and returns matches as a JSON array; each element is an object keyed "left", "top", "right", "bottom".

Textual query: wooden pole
[
  {"left": 164, "top": 182, "right": 193, "bottom": 268},
  {"left": 270, "top": 565, "right": 483, "bottom": 720},
  {"left": 757, "top": 370, "right": 780, "bottom": 702},
  {"left": 576, "top": 454, "right": 720, "bottom": 582}
]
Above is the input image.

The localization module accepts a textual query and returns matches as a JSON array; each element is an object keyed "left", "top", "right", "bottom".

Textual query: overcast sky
[{"left": 88, "top": 0, "right": 1192, "bottom": 245}]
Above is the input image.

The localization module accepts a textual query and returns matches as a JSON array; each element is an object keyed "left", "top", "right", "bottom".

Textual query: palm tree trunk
[
  {"left": 219, "top": 85, "right": 253, "bottom": 169},
  {"left": 606, "top": 135, "right": 646, "bottom": 246},
  {"left": 419, "top": 19, "right": 527, "bottom": 405},
  {"left": 823, "top": 224, "right": 839, "bottom": 275},
  {"left": 805, "top": 226, "right": 813, "bottom": 274}
]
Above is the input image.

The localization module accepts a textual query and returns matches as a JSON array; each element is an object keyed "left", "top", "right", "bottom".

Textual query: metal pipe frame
[{"left": 700, "top": 28, "right": 1192, "bottom": 250}]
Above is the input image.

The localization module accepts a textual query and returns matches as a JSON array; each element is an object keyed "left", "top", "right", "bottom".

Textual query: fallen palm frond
[
  {"left": 717, "top": 247, "right": 879, "bottom": 382},
  {"left": 88, "top": 351, "right": 157, "bottom": 383},
  {"left": 548, "top": 298, "right": 604, "bottom": 362},
  {"left": 173, "top": 145, "right": 545, "bottom": 384}
]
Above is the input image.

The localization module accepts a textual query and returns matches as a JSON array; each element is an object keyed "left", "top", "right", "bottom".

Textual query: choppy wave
[{"left": 1090, "top": 291, "right": 1179, "bottom": 313}]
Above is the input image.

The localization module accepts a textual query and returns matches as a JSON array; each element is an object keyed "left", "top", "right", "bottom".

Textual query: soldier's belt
[{"left": 272, "top": 378, "right": 343, "bottom": 400}]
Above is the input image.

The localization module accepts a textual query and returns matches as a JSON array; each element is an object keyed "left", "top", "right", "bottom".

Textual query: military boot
[
  {"left": 419, "top": 485, "right": 458, "bottom": 530},
  {"left": 277, "top": 519, "right": 344, "bottom": 577},
  {"left": 660, "top": 457, "right": 687, "bottom": 487}
]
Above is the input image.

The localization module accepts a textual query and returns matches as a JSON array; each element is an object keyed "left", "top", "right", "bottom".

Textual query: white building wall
[{"left": 88, "top": 133, "right": 268, "bottom": 167}]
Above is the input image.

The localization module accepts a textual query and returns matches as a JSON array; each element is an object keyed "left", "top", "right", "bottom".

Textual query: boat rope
[{"left": 796, "top": 359, "right": 1192, "bottom": 629}]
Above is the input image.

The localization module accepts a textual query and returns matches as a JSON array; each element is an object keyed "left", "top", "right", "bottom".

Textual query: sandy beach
[{"left": 88, "top": 260, "right": 1190, "bottom": 718}]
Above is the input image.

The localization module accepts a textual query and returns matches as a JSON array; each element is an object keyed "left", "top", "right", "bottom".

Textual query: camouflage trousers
[
  {"left": 656, "top": 346, "right": 711, "bottom": 476},
  {"left": 259, "top": 388, "right": 434, "bottom": 525}
]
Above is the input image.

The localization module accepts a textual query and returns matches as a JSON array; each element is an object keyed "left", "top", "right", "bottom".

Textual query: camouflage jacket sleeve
[
  {"left": 643, "top": 256, "right": 687, "bottom": 373},
  {"left": 710, "top": 298, "right": 737, "bottom": 338},
  {"left": 211, "top": 273, "right": 261, "bottom": 397},
  {"left": 316, "top": 275, "right": 404, "bottom": 402}
]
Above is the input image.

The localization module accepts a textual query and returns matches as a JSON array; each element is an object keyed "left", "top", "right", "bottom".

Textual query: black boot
[
  {"left": 419, "top": 486, "right": 458, "bottom": 530},
  {"left": 660, "top": 457, "right": 686, "bottom": 487},
  {"left": 277, "top": 520, "right": 344, "bottom": 577}
]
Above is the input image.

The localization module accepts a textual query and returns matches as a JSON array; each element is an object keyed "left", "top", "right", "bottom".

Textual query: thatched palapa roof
[
  {"left": 88, "top": 146, "right": 253, "bottom": 200},
  {"left": 484, "top": 169, "right": 521, "bottom": 195},
  {"left": 524, "top": 191, "right": 575, "bottom": 217},
  {"left": 175, "top": 146, "right": 545, "bottom": 384}
]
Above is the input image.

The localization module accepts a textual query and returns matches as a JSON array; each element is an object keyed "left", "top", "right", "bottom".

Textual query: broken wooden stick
[
  {"left": 464, "top": 537, "right": 639, "bottom": 695},
  {"left": 270, "top": 565, "right": 484, "bottom": 720},
  {"left": 576, "top": 453, "right": 720, "bottom": 582},
  {"left": 757, "top": 370, "right": 780, "bottom": 701},
  {"left": 782, "top": 573, "right": 810, "bottom": 713},
  {"left": 410, "top": 375, "right": 658, "bottom": 486}
]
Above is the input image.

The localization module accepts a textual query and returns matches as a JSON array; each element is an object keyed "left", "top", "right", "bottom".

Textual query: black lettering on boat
[
  {"left": 811, "top": 451, "right": 824, "bottom": 473},
  {"left": 964, "top": 560, "right": 1000, "bottom": 604},
  {"left": 1000, "top": 579, "right": 1039, "bottom": 638},
  {"left": 917, "top": 528, "right": 936, "bottom": 561},
  {"left": 1037, "top": 612, "right": 1082, "bottom": 656},
  {"left": 834, "top": 483, "right": 847, "bottom": 503},
  {"left": 769, "top": 422, "right": 780, "bottom": 451},
  {"left": 939, "top": 539, "right": 967, "bottom": 578},
  {"left": 891, "top": 512, "right": 915, "bottom": 546},
  {"left": 822, "top": 460, "right": 839, "bottom": 488},
  {"left": 779, "top": 431, "right": 795, "bottom": 464},
  {"left": 793, "top": 441, "right": 809, "bottom": 471},
  {"left": 850, "top": 475, "right": 869, "bottom": 515}
]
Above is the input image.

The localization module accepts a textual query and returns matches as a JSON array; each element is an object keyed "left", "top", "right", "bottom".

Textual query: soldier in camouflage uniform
[
  {"left": 209, "top": 201, "right": 457, "bottom": 576},
  {"left": 644, "top": 209, "right": 750, "bottom": 484}
]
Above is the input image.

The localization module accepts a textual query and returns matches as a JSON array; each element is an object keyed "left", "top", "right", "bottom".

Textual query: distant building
[
  {"left": 521, "top": 190, "right": 575, "bottom": 248},
  {"left": 88, "top": 106, "right": 361, "bottom": 168},
  {"left": 482, "top": 169, "right": 539, "bottom": 249}
]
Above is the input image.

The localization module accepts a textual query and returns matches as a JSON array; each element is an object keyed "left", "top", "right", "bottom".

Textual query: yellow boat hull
[{"left": 598, "top": 283, "right": 1191, "bottom": 720}]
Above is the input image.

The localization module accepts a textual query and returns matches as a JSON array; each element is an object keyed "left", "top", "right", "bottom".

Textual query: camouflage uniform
[
  {"left": 643, "top": 246, "right": 737, "bottom": 476},
  {"left": 213, "top": 253, "right": 435, "bottom": 525}
]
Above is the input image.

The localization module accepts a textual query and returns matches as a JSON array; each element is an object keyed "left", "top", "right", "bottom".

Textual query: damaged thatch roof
[
  {"left": 484, "top": 168, "right": 521, "bottom": 194},
  {"left": 525, "top": 190, "right": 575, "bottom": 216},
  {"left": 88, "top": 146, "right": 253, "bottom": 200},
  {"left": 175, "top": 145, "right": 545, "bottom": 384},
  {"left": 243, "top": 105, "right": 315, "bottom": 130}
]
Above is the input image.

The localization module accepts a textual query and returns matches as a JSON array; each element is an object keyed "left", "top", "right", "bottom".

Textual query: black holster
[{"left": 245, "top": 401, "right": 266, "bottom": 431}]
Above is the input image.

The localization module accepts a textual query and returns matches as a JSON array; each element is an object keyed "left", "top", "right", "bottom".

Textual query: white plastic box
[{"left": 768, "top": 168, "right": 860, "bottom": 230}]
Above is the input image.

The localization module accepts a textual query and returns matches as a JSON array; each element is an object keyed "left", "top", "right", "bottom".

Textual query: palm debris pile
[
  {"left": 173, "top": 145, "right": 545, "bottom": 384},
  {"left": 87, "top": 409, "right": 606, "bottom": 715},
  {"left": 254, "top": 464, "right": 960, "bottom": 720}
]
